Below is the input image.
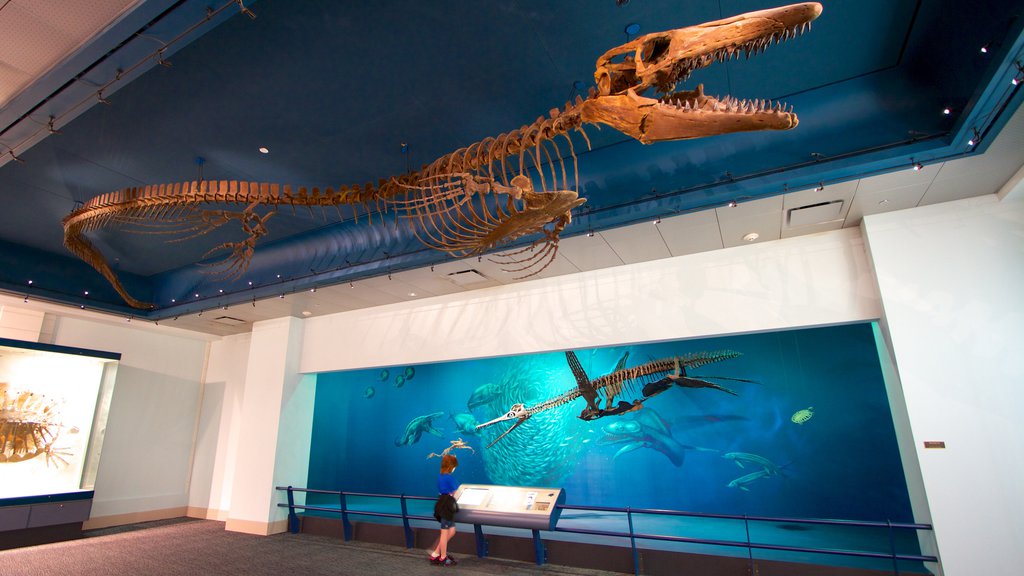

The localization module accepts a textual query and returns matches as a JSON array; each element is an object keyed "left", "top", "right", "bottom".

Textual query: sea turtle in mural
[
  {"left": 791, "top": 406, "right": 814, "bottom": 425},
  {"left": 378, "top": 369, "right": 390, "bottom": 382},
  {"left": 404, "top": 366, "right": 415, "bottom": 380},
  {"left": 363, "top": 386, "right": 375, "bottom": 399}
]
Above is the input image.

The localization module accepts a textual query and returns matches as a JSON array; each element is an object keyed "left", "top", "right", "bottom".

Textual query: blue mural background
[{"left": 307, "top": 322, "right": 913, "bottom": 522}]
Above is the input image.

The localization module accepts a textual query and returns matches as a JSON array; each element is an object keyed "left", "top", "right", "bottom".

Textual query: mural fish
[
  {"left": 599, "top": 408, "right": 716, "bottom": 467},
  {"left": 379, "top": 369, "right": 390, "bottom": 382},
  {"left": 449, "top": 412, "right": 479, "bottom": 436},
  {"left": 363, "top": 386, "right": 375, "bottom": 399},
  {"left": 394, "top": 374, "right": 406, "bottom": 388},
  {"left": 467, "top": 383, "right": 502, "bottom": 411},
  {"left": 727, "top": 468, "right": 775, "bottom": 491},
  {"left": 404, "top": 367, "right": 416, "bottom": 380},
  {"left": 722, "top": 452, "right": 784, "bottom": 476},
  {"left": 479, "top": 359, "right": 583, "bottom": 486},
  {"left": 394, "top": 412, "right": 444, "bottom": 447}
]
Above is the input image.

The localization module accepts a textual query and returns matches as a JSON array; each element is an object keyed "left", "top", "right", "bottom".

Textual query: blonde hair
[{"left": 440, "top": 453, "right": 458, "bottom": 474}]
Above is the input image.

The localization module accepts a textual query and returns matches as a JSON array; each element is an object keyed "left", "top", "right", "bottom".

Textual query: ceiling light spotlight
[
  {"left": 126, "top": 316, "right": 132, "bottom": 323},
  {"left": 84, "top": 290, "right": 89, "bottom": 295},
  {"left": 587, "top": 230, "right": 595, "bottom": 237},
  {"left": 279, "top": 294, "right": 285, "bottom": 299},
  {"left": 310, "top": 286, "right": 317, "bottom": 292},
  {"left": 727, "top": 200, "right": 738, "bottom": 208},
  {"left": 258, "top": 147, "right": 269, "bottom": 154},
  {"left": 653, "top": 217, "right": 661, "bottom": 225},
  {"left": 248, "top": 280, "right": 253, "bottom": 286},
  {"left": 742, "top": 232, "right": 760, "bottom": 242},
  {"left": 27, "top": 279, "right": 32, "bottom": 284},
  {"left": 408, "top": 292, "right": 416, "bottom": 297},
  {"left": 968, "top": 128, "right": 980, "bottom": 147},
  {"left": 80, "top": 305, "right": 85, "bottom": 309},
  {"left": 980, "top": 44, "right": 989, "bottom": 53},
  {"left": 911, "top": 158, "right": 923, "bottom": 171},
  {"left": 349, "top": 282, "right": 354, "bottom": 288},
  {"left": 815, "top": 182, "right": 825, "bottom": 192},
  {"left": 218, "top": 289, "right": 224, "bottom": 293},
  {"left": 171, "top": 299, "right": 176, "bottom": 303},
  {"left": 942, "top": 107, "right": 952, "bottom": 115}
]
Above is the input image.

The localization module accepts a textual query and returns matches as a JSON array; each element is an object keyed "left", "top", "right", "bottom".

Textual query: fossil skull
[{"left": 582, "top": 2, "right": 822, "bottom": 143}]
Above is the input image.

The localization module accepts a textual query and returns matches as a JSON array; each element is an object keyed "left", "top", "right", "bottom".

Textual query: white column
[
  {"left": 225, "top": 316, "right": 314, "bottom": 535},
  {"left": 862, "top": 194, "right": 1024, "bottom": 576}
]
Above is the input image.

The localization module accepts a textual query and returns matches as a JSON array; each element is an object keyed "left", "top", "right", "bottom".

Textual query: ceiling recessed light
[
  {"left": 742, "top": 232, "right": 760, "bottom": 242},
  {"left": 258, "top": 147, "right": 269, "bottom": 154},
  {"left": 943, "top": 107, "right": 952, "bottom": 115},
  {"left": 878, "top": 199, "right": 890, "bottom": 205},
  {"left": 408, "top": 292, "right": 416, "bottom": 297},
  {"left": 301, "top": 310, "right": 312, "bottom": 317}
]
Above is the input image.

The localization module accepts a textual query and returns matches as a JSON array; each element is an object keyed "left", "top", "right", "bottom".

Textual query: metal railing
[{"left": 275, "top": 486, "right": 938, "bottom": 575}]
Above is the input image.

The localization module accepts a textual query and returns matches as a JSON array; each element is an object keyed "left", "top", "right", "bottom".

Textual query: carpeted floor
[{"left": 0, "top": 519, "right": 625, "bottom": 576}]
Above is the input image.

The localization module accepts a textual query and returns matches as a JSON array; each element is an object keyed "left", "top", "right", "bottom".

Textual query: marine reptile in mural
[
  {"left": 0, "top": 383, "right": 77, "bottom": 466},
  {"left": 60, "top": 3, "right": 822, "bottom": 309},
  {"left": 477, "top": 350, "right": 752, "bottom": 447}
]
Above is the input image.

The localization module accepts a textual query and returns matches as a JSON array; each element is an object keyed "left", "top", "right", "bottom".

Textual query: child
[{"left": 430, "top": 453, "right": 459, "bottom": 566}]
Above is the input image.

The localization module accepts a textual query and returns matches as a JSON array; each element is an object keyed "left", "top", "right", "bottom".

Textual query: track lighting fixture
[
  {"left": 587, "top": 230, "right": 595, "bottom": 237},
  {"left": 727, "top": 200, "right": 738, "bottom": 208},
  {"left": 815, "top": 182, "right": 825, "bottom": 192},
  {"left": 911, "top": 158, "right": 923, "bottom": 171},
  {"left": 653, "top": 217, "right": 661, "bottom": 225}
]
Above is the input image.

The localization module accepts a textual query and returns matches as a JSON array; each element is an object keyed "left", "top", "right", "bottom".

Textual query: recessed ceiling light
[
  {"left": 408, "top": 292, "right": 416, "bottom": 297},
  {"left": 742, "top": 232, "right": 760, "bottom": 242},
  {"left": 301, "top": 310, "right": 312, "bottom": 317},
  {"left": 878, "top": 199, "right": 890, "bottom": 205},
  {"left": 943, "top": 107, "right": 952, "bottom": 115},
  {"left": 259, "top": 147, "right": 269, "bottom": 154}
]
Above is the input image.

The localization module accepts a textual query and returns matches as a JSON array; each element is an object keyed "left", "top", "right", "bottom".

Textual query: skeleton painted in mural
[
  {"left": 427, "top": 438, "right": 476, "bottom": 460},
  {"left": 62, "top": 3, "right": 822, "bottom": 309}
]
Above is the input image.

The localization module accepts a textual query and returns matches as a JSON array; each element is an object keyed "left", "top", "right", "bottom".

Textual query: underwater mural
[{"left": 307, "top": 323, "right": 914, "bottom": 522}]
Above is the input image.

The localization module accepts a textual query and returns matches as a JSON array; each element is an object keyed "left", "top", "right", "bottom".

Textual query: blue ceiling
[{"left": 1, "top": 0, "right": 1022, "bottom": 317}]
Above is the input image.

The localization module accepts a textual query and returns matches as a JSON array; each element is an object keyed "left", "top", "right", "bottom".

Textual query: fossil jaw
[
  {"left": 583, "top": 84, "right": 798, "bottom": 144},
  {"left": 584, "top": 2, "right": 821, "bottom": 143}
]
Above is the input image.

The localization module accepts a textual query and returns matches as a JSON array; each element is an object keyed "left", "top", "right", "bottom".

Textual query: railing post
[
  {"left": 339, "top": 492, "right": 352, "bottom": 541},
  {"left": 286, "top": 486, "right": 299, "bottom": 534},
  {"left": 626, "top": 507, "right": 639, "bottom": 576},
  {"left": 887, "top": 520, "right": 900, "bottom": 576},
  {"left": 743, "top": 514, "right": 754, "bottom": 576},
  {"left": 473, "top": 523, "right": 488, "bottom": 558},
  {"left": 400, "top": 494, "right": 414, "bottom": 548},
  {"left": 531, "top": 529, "right": 547, "bottom": 565}
]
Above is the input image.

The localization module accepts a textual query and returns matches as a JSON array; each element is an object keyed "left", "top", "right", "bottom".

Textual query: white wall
[
  {"left": 862, "top": 194, "right": 1024, "bottom": 576},
  {"left": 188, "top": 332, "right": 251, "bottom": 519},
  {"left": 302, "top": 227, "right": 881, "bottom": 372},
  {"left": 42, "top": 314, "right": 211, "bottom": 525}
]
